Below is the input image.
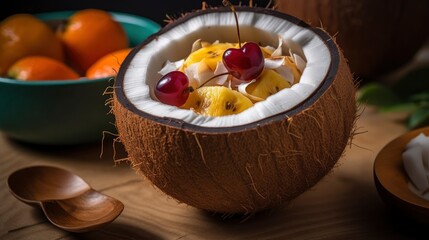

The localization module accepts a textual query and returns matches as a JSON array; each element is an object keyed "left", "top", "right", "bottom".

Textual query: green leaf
[
  {"left": 409, "top": 92, "right": 429, "bottom": 105},
  {"left": 392, "top": 67, "right": 429, "bottom": 99},
  {"left": 357, "top": 82, "right": 401, "bottom": 107},
  {"left": 407, "top": 108, "right": 429, "bottom": 129}
]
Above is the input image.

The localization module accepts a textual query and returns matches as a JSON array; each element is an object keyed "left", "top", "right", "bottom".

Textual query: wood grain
[{"left": 1, "top": 105, "right": 427, "bottom": 239}]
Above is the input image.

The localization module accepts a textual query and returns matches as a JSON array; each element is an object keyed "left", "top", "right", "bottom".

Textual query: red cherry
[
  {"left": 222, "top": 42, "right": 264, "bottom": 81},
  {"left": 155, "top": 71, "right": 191, "bottom": 107}
]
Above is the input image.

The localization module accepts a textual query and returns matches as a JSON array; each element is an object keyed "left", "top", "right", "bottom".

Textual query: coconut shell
[
  {"left": 275, "top": 0, "right": 429, "bottom": 78},
  {"left": 113, "top": 7, "right": 357, "bottom": 214}
]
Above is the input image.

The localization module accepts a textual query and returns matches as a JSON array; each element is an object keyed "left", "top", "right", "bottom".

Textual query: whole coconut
[
  {"left": 113, "top": 6, "right": 357, "bottom": 214},
  {"left": 276, "top": 0, "right": 429, "bottom": 79}
]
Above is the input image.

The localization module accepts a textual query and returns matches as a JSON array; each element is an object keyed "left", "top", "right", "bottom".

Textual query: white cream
[{"left": 402, "top": 133, "right": 429, "bottom": 200}]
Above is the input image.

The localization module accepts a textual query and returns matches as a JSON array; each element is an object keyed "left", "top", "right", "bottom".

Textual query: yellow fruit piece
[
  {"left": 261, "top": 47, "right": 274, "bottom": 58},
  {"left": 182, "top": 42, "right": 237, "bottom": 71},
  {"left": 181, "top": 86, "right": 253, "bottom": 117},
  {"left": 246, "top": 69, "right": 291, "bottom": 100}
]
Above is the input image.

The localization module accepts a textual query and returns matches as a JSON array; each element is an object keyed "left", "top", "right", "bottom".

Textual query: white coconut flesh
[{"left": 122, "top": 9, "right": 331, "bottom": 128}]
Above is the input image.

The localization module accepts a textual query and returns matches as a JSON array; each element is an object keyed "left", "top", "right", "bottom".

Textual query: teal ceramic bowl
[{"left": 0, "top": 11, "right": 160, "bottom": 145}]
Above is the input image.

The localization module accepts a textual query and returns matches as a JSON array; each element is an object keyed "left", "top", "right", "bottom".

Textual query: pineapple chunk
[{"left": 181, "top": 86, "right": 253, "bottom": 116}]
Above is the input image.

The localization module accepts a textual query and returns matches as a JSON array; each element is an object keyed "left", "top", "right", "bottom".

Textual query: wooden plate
[{"left": 374, "top": 126, "right": 429, "bottom": 225}]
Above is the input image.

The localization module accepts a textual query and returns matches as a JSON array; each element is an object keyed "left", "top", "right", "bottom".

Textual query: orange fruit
[
  {"left": 58, "top": 9, "right": 128, "bottom": 74},
  {"left": 0, "top": 14, "right": 64, "bottom": 76},
  {"left": 86, "top": 48, "right": 132, "bottom": 79},
  {"left": 7, "top": 56, "right": 80, "bottom": 81}
]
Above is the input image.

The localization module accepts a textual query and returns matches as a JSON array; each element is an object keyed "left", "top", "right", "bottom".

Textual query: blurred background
[
  {"left": 2, "top": 0, "right": 429, "bottom": 129},
  {"left": 0, "top": 0, "right": 273, "bottom": 25},
  {"left": 275, "top": 0, "right": 429, "bottom": 129}
]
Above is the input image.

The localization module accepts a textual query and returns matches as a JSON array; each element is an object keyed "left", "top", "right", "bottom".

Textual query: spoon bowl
[
  {"left": 374, "top": 126, "right": 429, "bottom": 225},
  {"left": 8, "top": 165, "right": 124, "bottom": 232}
]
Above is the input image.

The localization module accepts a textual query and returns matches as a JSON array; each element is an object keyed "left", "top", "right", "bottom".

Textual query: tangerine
[
  {"left": 58, "top": 9, "right": 128, "bottom": 74},
  {"left": 0, "top": 14, "right": 64, "bottom": 76},
  {"left": 7, "top": 56, "right": 80, "bottom": 81},
  {"left": 86, "top": 48, "right": 132, "bottom": 79}
]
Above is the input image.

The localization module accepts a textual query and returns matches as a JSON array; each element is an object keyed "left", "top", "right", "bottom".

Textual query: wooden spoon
[
  {"left": 7, "top": 165, "right": 124, "bottom": 232},
  {"left": 374, "top": 126, "right": 429, "bottom": 225}
]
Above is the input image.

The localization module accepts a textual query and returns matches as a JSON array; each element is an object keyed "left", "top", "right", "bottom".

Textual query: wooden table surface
[
  {"left": 2, "top": 106, "right": 429, "bottom": 240},
  {"left": 2, "top": 44, "right": 429, "bottom": 239}
]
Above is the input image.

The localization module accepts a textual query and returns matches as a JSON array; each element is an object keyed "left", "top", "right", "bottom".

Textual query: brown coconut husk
[{"left": 112, "top": 6, "right": 358, "bottom": 214}]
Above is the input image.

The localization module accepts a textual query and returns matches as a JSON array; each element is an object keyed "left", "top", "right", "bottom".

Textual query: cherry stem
[
  {"left": 223, "top": 0, "right": 241, "bottom": 48},
  {"left": 199, "top": 72, "right": 231, "bottom": 88}
]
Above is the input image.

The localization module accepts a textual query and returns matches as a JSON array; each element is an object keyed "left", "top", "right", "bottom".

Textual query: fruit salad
[{"left": 155, "top": 36, "right": 306, "bottom": 117}]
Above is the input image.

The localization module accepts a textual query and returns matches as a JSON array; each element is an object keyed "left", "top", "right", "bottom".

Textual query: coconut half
[{"left": 113, "top": 6, "right": 357, "bottom": 214}]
